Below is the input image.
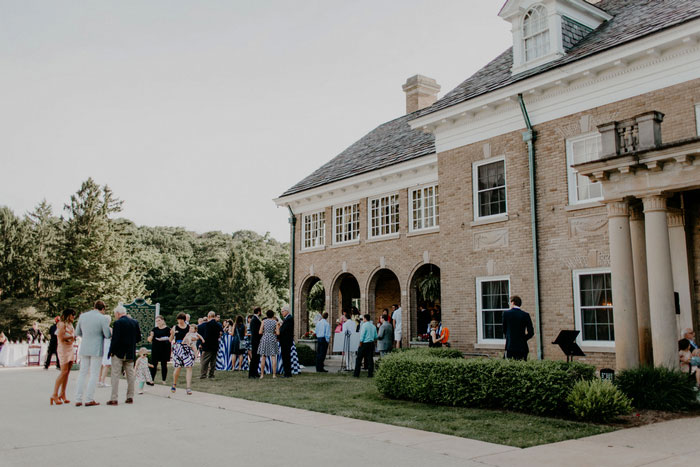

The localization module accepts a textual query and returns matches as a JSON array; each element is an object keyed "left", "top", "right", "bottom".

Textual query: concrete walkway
[{"left": 2, "top": 368, "right": 700, "bottom": 466}]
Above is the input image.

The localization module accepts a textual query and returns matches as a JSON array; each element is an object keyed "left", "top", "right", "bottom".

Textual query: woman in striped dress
[
  {"left": 257, "top": 310, "right": 280, "bottom": 379},
  {"left": 170, "top": 313, "right": 194, "bottom": 395}
]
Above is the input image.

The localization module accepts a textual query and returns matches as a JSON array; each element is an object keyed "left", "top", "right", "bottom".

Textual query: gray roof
[
  {"left": 280, "top": 0, "right": 700, "bottom": 198},
  {"left": 417, "top": 0, "right": 700, "bottom": 117},
  {"left": 280, "top": 113, "right": 434, "bottom": 197}
]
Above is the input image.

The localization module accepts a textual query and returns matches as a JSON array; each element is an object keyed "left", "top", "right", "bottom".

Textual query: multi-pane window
[
  {"left": 302, "top": 211, "right": 325, "bottom": 250},
  {"left": 410, "top": 185, "right": 439, "bottom": 231},
  {"left": 477, "top": 277, "right": 510, "bottom": 342},
  {"left": 567, "top": 133, "right": 603, "bottom": 204},
  {"left": 574, "top": 269, "right": 614, "bottom": 343},
  {"left": 334, "top": 203, "right": 360, "bottom": 244},
  {"left": 523, "top": 5, "right": 550, "bottom": 62},
  {"left": 369, "top": 194, "right": 399, "bottom": 238},
  {"left": 474, "top": 158, "right": 507, "bottom": 219}
]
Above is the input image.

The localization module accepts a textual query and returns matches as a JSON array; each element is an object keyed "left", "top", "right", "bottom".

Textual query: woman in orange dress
[{"left": 51, "top": 309, "right": 76, "bottom": 405}]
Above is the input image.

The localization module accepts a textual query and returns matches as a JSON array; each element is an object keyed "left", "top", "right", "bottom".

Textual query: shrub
[
  {"left": 375, "top": 353, "right": 595, "bottom": 416},
  {"left": 394, "top": 347, "right": 463, "bottom": 359},
  {"left": 295, "top": 344, "right": 316, "bottom": 366},
  {"left": 615, "top": 366, "right": 697, "bottom": 411},
  {"left": 567, "top": 379, "right": 632, "bottom": 422}
]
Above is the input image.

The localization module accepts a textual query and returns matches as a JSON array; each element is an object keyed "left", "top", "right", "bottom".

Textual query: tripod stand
[{"left": 338, "top": 330, "right": 354, "bottom": 372}]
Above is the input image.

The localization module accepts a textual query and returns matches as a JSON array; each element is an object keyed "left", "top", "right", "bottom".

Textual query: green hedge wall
[{"left": 375, "top": 353, "right": 595, "bottom": 416}]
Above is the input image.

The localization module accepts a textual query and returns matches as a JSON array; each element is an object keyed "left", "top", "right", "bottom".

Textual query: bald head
[
  {"left": 114, "top": 305, "right": 127, "bottom": 319},
  {"left": 207, "top": 311, "right": 216, "bottom": 319},
  {"left": 683, "top": 328, "right": 695, "bottom": 340}
]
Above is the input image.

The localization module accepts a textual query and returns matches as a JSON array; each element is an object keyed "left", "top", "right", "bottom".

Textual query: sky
[{"left": 0, "top": 0, "right": 512, "bottom": 241}]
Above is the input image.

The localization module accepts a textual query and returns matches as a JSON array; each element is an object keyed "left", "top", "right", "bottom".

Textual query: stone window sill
[
  {"left": 330, "top": 240, "right": 360, "bottom": 249},
  {"left": 299, "top": 246, "right": 325, "bottom": 254},
  {"left": 366, "top": 233, "right": 400, "bottom": 243},
  {"left": 474, "top": 342, "right": 505, "bottom": 350},
  {"left": 406, "top": 227, "right": 439, "bottom": 237},
  {"left": 470, "top": 214, "right": 508, "bottom": 227},
  {"left": 565, "top": 201, "right": 604, "bottom": 212},
  {"left": 580, "top": 345, "right": 615, "bottom": 354}
]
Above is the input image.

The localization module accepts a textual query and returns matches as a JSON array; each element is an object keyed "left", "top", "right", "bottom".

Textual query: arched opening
[
  {"left": 331, "top": 273, "right": 361, "bottom": 336},
  {"left": 299, "top": 276, "right": 324, "bottom": 337},
  {"left": 409, "top": 264, "right": 441, "bottom": 339},
  {"left": 368, "top": 268, "right": 401, "bottom": 324}
]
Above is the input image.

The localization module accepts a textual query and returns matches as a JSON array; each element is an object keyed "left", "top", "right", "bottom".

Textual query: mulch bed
[{"left": 610, "top": 408, "right": 700, "bottom": 428}]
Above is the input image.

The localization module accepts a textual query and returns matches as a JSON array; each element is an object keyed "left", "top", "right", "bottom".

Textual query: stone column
[
  {"left": 668, "top": 209, "right": 693, "bottom": 334},
  {"left": 630, "top": 204, "right": 653, "bottom": 366},
  {"left": 643, "top": 195, "right": 679, "bottom": 369},
  {"left": 607, "top": 201, "right": 640, "bottom": 369}
]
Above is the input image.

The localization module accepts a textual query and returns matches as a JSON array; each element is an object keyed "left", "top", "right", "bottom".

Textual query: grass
[{"left": 161, "top": 363, "right": 615, "bottom": 448}]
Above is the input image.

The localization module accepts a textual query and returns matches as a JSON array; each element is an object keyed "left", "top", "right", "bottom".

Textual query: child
[
  {"left": 183, "top": 324, "right": 205, "bottom": 354},
  {"left": 135, "top": 347, "right": 154, "bottom": 394}
]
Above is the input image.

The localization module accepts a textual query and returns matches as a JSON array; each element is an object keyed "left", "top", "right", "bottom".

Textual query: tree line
[{"left": 0, "top": 178, "right": 289, "bottom": 339}]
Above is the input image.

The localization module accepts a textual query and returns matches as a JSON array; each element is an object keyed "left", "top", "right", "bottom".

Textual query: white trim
[
  {"left": 473, "top": 156, "right": 507, "bottom": 221},
  {"left": 476, "top": 275, "right": 510, "bottom": 345},
  {"left": 274, "top": 154, "right": 437, "bottom": 213},
  {"left": 408, "top": 183, "right": 440, "bottom": 233},
  {"left": 300, "top": 210, "right": 326, "bottom": 251},
  {"left": 367, "top": 192, "right": 400, "bottom": 240},
  {"left": 409, "top": 20, "right": 700, "bottom": 152},
  {"left": 566, "top": 132, "right": 603, "bottom": 205},
  {"left": 332, "top": 202, "right": 360, "bottom": 246},
  {"left": 572, "top": 267, "right": 615, "bottom": 348},
  {"left": 695, "top": 103, "right": 700, "bottom": 136}
]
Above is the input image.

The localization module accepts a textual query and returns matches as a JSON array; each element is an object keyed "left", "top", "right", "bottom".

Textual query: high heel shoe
[
  {"left": 59, "top": 395, "right": 70, "bottom": 404},
  {"left": 50, "top": 396, "right": 63, "bottom": 406}
]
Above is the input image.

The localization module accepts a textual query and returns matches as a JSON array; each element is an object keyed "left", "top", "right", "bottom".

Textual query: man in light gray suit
[
  {"left": 376, "top": 313, "right": 394, "bottom": 356},
  {"left": 74, "top": 300, "right": 112, "bottom": 406}
]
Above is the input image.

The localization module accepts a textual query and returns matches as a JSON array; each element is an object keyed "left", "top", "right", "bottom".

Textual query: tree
[
  {"left": 0, "top": 207, "right": 35, "bottom": 300},
  {"left": 27, "top": 200, "right": 62, "bottom": 310},
  {"left": 56, "top": 178, "right": 147, "bottom": 311}
]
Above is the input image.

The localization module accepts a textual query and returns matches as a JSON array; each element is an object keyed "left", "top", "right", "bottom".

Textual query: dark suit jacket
[
  {"left": 109, "top": 316, "right": 142, "bottom": 360},
  {"left": 502, "top": 307, "right": 534, "bottom": 355},
  {"left": 249, "top": 315, "right": 262, "bottom": 350},
  {"left": 201, "top": 320, "right": 223, "bottom": 352},
  {"left": 279, "top": 314, "right": 294, "bottom": 345}
]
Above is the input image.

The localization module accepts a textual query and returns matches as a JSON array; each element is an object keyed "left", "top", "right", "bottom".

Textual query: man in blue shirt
[
  {"left": 354, "top": 314, "right": 377, "bottom": 378},
  {"left": 315, "top": 312, "right": 331, "bottom": 372}
]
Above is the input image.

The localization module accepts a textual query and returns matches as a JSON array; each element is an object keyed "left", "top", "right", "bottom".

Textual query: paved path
[{"left": 2, "top": 368, "right": 700, "bottom": 466}]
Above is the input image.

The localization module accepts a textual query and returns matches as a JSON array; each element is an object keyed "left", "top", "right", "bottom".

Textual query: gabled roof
[
  {"left": 279, "top": 113, "right": 434, "bottom": 197},
  {"left": 279, "top": 0, "right": 700, "bottom": 199},
  {"left": 416, "top": 0, "right": 700, "bottom": 117}
]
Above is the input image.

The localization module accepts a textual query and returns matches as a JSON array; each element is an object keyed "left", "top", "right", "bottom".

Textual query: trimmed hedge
[
  {"left": 567, "top": 379, "right": 632, "bottom": 422},
  {"left": 394, "top": 347, "right": 464, "bottom": 359},
  {"left": 295, "top": 344, "right": 316, "bottom": 366},
  {"left": 375, "top": 353, "right": 595, "bottom": 416},
  {"left": 615, "top": 366, "right": 697, "bottom": 411}
]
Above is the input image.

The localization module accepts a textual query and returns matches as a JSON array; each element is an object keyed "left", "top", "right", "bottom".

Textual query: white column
[
  {"left": 630, "top": 204, "right": 653, "bottom": 366},
  {"left": 643, "top": 195, "right": 679, "bottom": 369},
  {"left": 668, "top": 209, "right": 693, "bottom": 334},
  {"left": 607, "top": 201, "right": 640, "bottom": 369}
]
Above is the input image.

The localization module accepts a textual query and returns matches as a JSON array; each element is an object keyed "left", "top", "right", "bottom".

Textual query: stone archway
[
  {"left": 330, "top": 272, "right": 361, "bottom": 332},
  {"left": 367, "top": 268, "right": 401, "bottom": 325},
  {"left": 299, "top": 276, "right": 324, "bottom": 337},
  {"left": 409, "top": 264, "right": 441, "bottom": 339}
]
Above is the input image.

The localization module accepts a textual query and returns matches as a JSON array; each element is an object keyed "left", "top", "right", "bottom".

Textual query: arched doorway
[
  {"left": 368, "top": 268, "right": 401, "bottom": 324},
  {"left": 409, "top": 264, "right": 441, "bottom": 339},
  {"left": 331, "top": 272, "right": 361, "bottom": 332},
  {"left": 299, "top": 276, "right": 324, "bottom": 337}
]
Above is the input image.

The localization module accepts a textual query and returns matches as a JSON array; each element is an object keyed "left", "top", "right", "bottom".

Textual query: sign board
[
  {"left": 332, "top": 330, "right": 360, "bottom": 353},
  {"left": 600, "top": 368, "right": 615, "bottom": 383},
  {"left": 123, "top": 298, "right": 159, "bottom": 348}
]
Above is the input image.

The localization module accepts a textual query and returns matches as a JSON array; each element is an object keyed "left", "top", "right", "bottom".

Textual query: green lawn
[{"left": 163, "top": 364, "right": 614, "bottom": 448}]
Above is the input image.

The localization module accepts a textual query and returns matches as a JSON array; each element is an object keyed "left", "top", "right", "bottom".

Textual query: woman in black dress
[
  {"left": 231, "top": 316, "right": 246, "bottom": 370},
  {"left": 148, "top": 315, "right": 171, "bottom": 382},
  {"left": 428, "top": 320, "right": 442, "bottom": 348}
]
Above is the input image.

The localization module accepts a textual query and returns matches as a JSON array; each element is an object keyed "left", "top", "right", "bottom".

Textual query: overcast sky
[{"left": 0, "top": 0, "right": 511, "bottom": 241}]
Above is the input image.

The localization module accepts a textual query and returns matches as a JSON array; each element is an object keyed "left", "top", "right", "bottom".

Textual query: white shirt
[{"left": 392, "top": 308, "right": 402, "bottom": 331}]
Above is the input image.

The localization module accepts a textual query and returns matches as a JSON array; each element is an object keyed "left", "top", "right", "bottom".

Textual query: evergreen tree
[
  {"left": 0, "top": 207, "right": 35, "bottom": 300},
  {"left": 27, "top": 200, "right": 62, "bottom": 310}
]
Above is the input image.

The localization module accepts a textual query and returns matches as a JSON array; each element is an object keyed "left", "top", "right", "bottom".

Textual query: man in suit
[
  {"left": 279, "top": 305, "right": 294, "bottom": 378},
  {"left": 682, "top": 328, "right": 699, "bottom": 351},
  {"left": 376, "top": 313, "right": 394, "bottom": 356},
  {"left": 314, "top": 312, "right": 330, "bottom": 372},
  {"left": 248, "top": 308, "right": 262, "bottom": 378},
  {"left": 74, "top": 300, "right": 112, "bottom": 406},
  {"left": 107, "top": 305, "right": 141, "bottom": 405},
  {"left": 44, "top": 317, "right": 60, "bottom": 370},
  {"left": 200, "top": 311, "right": 223, "bottom": 379},
  {"left": 502, "top": 295, "right": 534, "bottom": 361}
]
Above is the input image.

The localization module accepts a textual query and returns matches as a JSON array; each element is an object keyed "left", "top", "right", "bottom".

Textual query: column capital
[
  {"left": 606, "top": 200, "right": 629, "bottom": 218},
  {"left": 629, "top": 203, "right": 644, "bottom": 221},
  {"left": 667, "top": 209, "right": 685, "bottom": 228},
  {"left": 642, "top": 194, "right": 668, "bottom": 213}
]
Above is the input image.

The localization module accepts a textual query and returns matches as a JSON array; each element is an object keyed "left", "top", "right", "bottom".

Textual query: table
[{"left": 0, "top": 343, "right": 48, "bottom": 367}]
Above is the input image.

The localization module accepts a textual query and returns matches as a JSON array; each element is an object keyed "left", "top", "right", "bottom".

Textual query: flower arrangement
[{"left": 302, "top": 331, "right": 316, "bottom": 339}]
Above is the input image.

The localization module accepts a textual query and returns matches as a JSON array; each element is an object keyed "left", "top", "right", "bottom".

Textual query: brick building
[{"left": 274, "top": 0, "right": 700, "bottom": 370}]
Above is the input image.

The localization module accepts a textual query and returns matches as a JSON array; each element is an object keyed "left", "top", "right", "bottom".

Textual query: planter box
[
  {"left": 297, "top": 339, "right": 316, "bottom": 352},
  {"left": 409, "top": 340, "right": 430, "bottom": 348}
]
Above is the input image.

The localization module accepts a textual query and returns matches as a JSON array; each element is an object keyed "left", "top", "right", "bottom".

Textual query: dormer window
[{"left": 523, "top": 5, "right": 550, "bottom": 62}]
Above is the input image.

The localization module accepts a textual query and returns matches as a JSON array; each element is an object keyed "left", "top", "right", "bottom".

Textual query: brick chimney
[{"left": 402, "top": 75, "right": 440, "bottom": 114}]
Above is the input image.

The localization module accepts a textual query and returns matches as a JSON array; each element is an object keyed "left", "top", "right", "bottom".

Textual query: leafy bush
[
  {"left": 615, "top": 366, "right": 697, "bottom": 411},
  {"left": 375, "top": 353, "right": 595, "bottom": 416},
  {"left": 295, "top": 344, "right": 316, "bottom": 366},
  {"left": 394, "top": 347, "right": 463, "bottom": 359},
  {"left": 567, "top": 379, "right": 632, "bottom": 422}
]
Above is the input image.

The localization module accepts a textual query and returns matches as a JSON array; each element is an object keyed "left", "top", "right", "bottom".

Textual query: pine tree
[
  {"left": 27, "top": 200, "right": 62, "bottom": 310},
  {"left": 0, "top": 206, "right": 35, "bottom": 300}
]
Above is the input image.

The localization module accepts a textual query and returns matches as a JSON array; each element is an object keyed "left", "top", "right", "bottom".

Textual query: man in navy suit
[
  {"left": 502, "top": 295, "right": 534, "bottom": 361},
  {"left": 108, "top": 305, "right": 142, "bottom": 405}
]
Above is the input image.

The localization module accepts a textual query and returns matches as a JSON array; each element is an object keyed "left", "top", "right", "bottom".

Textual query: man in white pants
[
  {"left": 391, "top": 304, "right": 402, "bottom": 349},
  {"left": 74, "top": 300, "right": 112, "bottom": 406}
]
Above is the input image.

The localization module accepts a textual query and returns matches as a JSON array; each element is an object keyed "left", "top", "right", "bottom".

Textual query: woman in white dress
[{"left": 98, "top": 315, "right": 112, "bottom": 388}]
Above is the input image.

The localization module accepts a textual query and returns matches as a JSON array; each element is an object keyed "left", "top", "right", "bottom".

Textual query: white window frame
[
  {"left": 695, "top": 103, "right": 700, "bottom": 136},
  {"left": 476, "top": 275, "right": 510, "bottom": 345},
  {"left": 368, "top": 192, "right": 400, "bottom": 239},
  {"left": 409, "top": 183, "right": 439, "bottom": 233},
  {"left": 572, "top": 267, "right": 615, "bottom": 348},
  {"left": 522, "top": 4, "right": 550, "bottom": 63},
  {"left": 333, "top": 202, "right": 360, "bottom": 245},
  {"left": 567, "top": 132, "right": 603, "bottom": 205},
  {"left": 301, "top": 210, "right": 325, "bottom": 251},
  {"left": 473, "top": 156, "right": 507, "bottom": 221}
]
